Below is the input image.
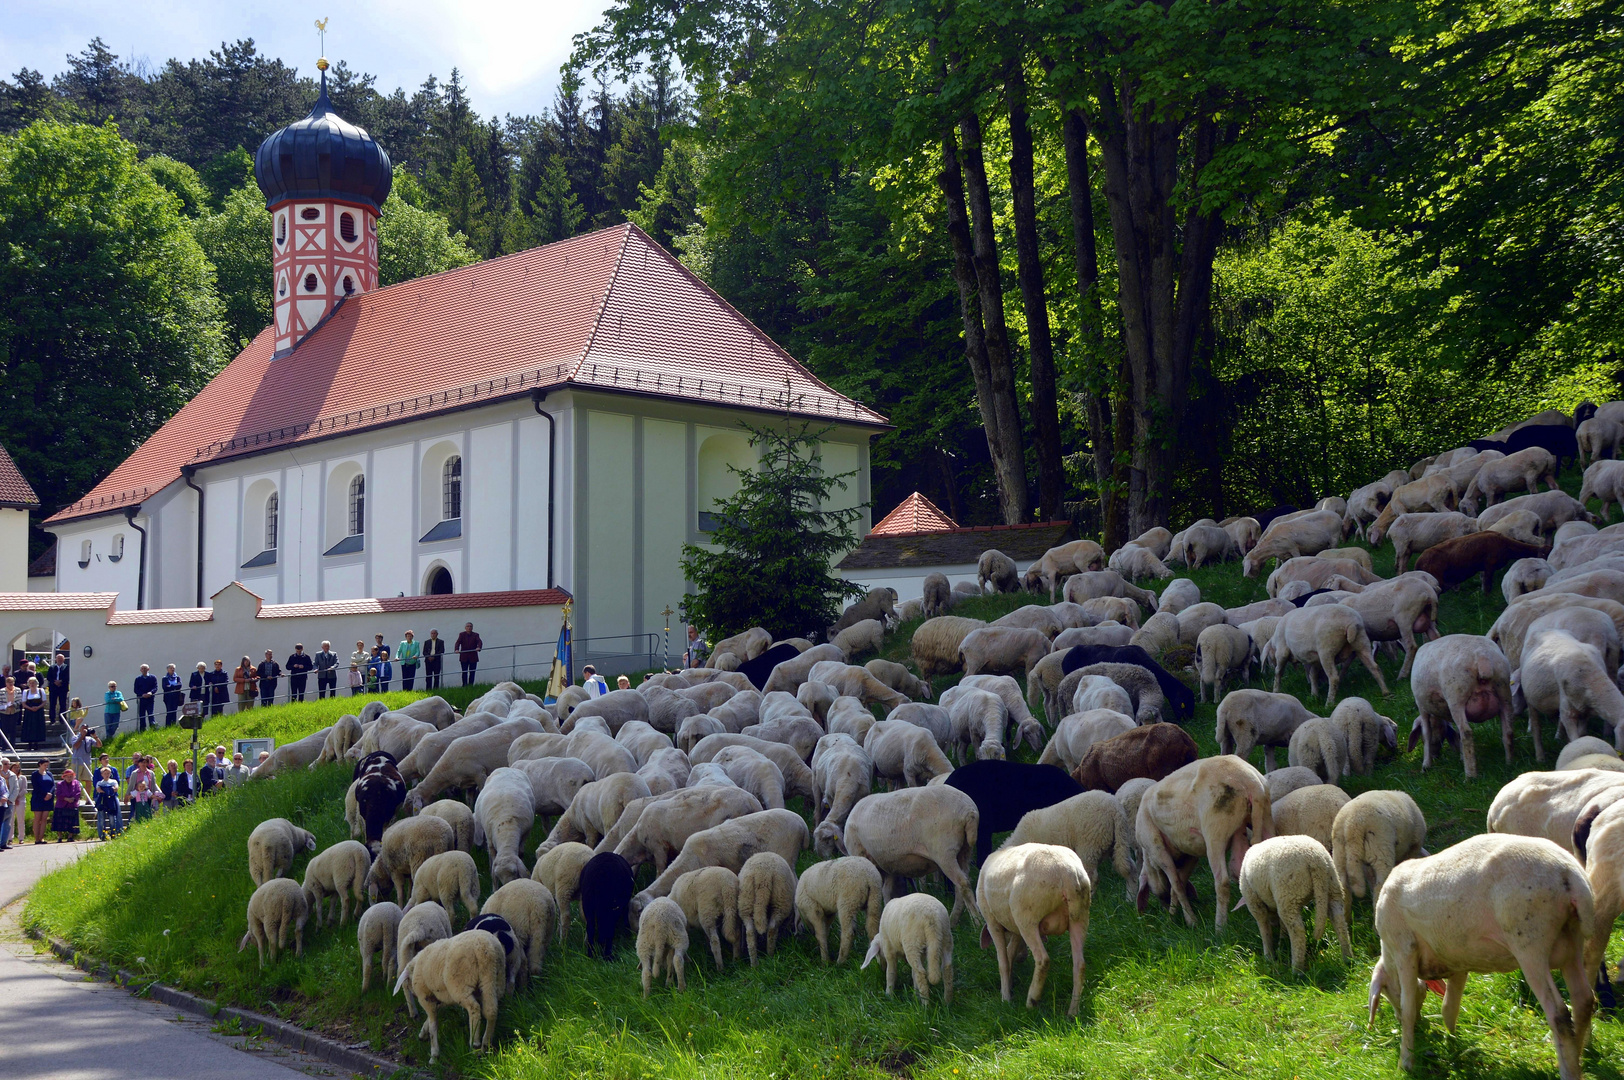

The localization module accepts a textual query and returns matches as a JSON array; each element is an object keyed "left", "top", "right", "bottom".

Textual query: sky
[{"left": 0, "top": 0, "right": 619, "bottom": 118}]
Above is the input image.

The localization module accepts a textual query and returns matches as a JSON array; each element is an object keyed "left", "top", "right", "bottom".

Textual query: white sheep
[
  {"left": 1158, "top": 578, "right": 1201, "bottom": 615},
  {"left": 406, "top": 718, "right": 546, "bottom": 809},
  {"left": 610, "top": 785, "right": 764, "bottom": 876},
  {"left": 761, "top": 643, "right": 846, "bottom": 695},
  {"left": 864, "top": 719, "right": 954, "bottom": 789},
  {"left": 1503, "top": 556, "right": 1553, "bottom": 602},
  {"left": 532, "top": 842, "right": 595, "bottom": 944},
  {"left": 861, "top": 893, "right": 954, "bottom": 1005},
  {"left": 976, "top": 843, "right": 1092, "bottom": 1016},
  {"left": 1128, "top": 611, "right": 1179, "bottom": 657},
  {"left": 1270, "top": 783, "right": 1350, "bottom": 852},
  {"left": 357, "top": 900, "right": 402, "bottom": 991},
  {"left": 480, "top": 878, "right": 557, "bottom": 988},
  {"left": 536, "top": 773, "right": 651, "bottom": 856},
  {"left": 1214, "top": 689, "right": 1315, "bottom": 773},
  {"left": 1287, "top": 717, "right": 1348, "bottom": 784},
  {"left": 882, "top": 702, "right": 952, "bottom": 754},
  {"left": 637, "top": 747, "right": 691, "bottom": 796},
  {"left": 397, "top": 713, "right": 504, "bottom": 783},
  {"left": 833, "top": 618, "right": 886, "bottom": 660},
  {"left": 394, "top": 901, "right": 453, "bottom": 1018},
  {"left": 472, "top": 767, "right": 538, "bottom": 886},
  {"left": 958, "top": 626, "right": 1051, "bottom": 684},
  {"left": 959, "top": 673, "right": 1045, "bottom": 752},
  {"left": 737, "top": 851, "right": 797, "bottom": 964},
  {"left": 406, "top": 849, "right": 481, "bottom": 922},
  {"left": 811, "top": 733, "right": 874, "bottom": 836},
  {"left": 795, "top": 856, "right": 884, "bottom": 965},
  {"left": 1556, "top": 737, "right": 1620, "bottom": 769},
  {"left": 1238, "top": 835, "right": 1351, "bottom": 971},
  {"left": 1003, "top": 790, "right": 1138, "bottom": 902},
  {"left": 1330, "top": 790, "right": 1427, "bottom": 900},
  {"left": 710, "top": 745, "right": 787, "bottom": 810},
  {"left": 416, "top": 799, "right": 476, "bottom": 854},
  {"left": 393, "top": 930, "right": 506, "bottom": 1062},
  {"left": 238, "top": 878, "right": 309, "bottom": 968},
  {"left": 669, "top": 865, "right": 742, "bottom": 968},
  {"left": 635, "top": 897, "right": 689, "bottom": 996},
  {"left": 1578, "top": 797, "right": 1624, "bottom": 990},
  {"left": 1408, "top": 634, "right": 1516, "bottom": 777},
  {"left": 366, "top": 816, "right": 456, "bottom": 905},
  {"left": 863, "top": 658, "right": 932, "bottom": 702},
  {"left": 1242, "top": 510, "right": 1345, "bottom": 577},
  {"left": 1135, "top": 755, "right": 1272, "bottom": 931},
  {"left": 302, "top": 839, "right": 371, "bottom": 927},
  {"left": 1267, "top": 603, "right": 1388, "bottom": 706},
  {"left": 1195, "top": 623, "right": 1252, "bottom": 703},
  {"left": 922, "top": 572, "right": 952, "bottom": 617},
  {"left": 1109, "top": 542, "right": 1173, "bottom": 580},
  {"left": 1114, "top": 777, "right": 1156, "bottom": 834},
  {"left": 826, "top": 695, "right": 877, "bottom": 745},
  {"left": 1485, "top": 768, "right": 1624, "bottom": 856},
  {"left": 1520, "top": 630, "right": 1624, "bottom": 752},
  {"left": 1264, "top": 766, "right": 1325, "bottom": 805},
  {"left": 1038, "top": 709, "right": 1135, "bottom": 774},
  {"left": 944, "top": 685, "right": 1008, "bottom": 762},
  {"left": 1368, "top": 834, "right": 1596, "bottom": 1080},
  {"left": 839, "top": 784, "right": 979, "bottom": 923},
  {"left": 313, "top": 713, "right": 365, "bottom": 767},
  {"left": 507, "top": 757, "right": 596, "bottom": 827},
  {"left": 1328, "top": 697, "right": 1396, "bottom": 776},
  {"left": 631, "top": 809, "right": 810, "bottom": 915},
  {"left": 978, "top": 548, "right": 1020, "bottom": 592},
  {"left": 247, "top": 818, "right": 318, "bottom": 887}
]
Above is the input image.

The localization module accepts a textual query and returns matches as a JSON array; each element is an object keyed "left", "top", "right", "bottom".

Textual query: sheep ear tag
[{"left": 1425, "top": 980, "right": 1447, "bottom": 997}]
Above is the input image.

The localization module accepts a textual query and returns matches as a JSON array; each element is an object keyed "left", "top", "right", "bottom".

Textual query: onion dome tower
[{"left": 254, "top": 57, "right": 393, "bottom": 355}]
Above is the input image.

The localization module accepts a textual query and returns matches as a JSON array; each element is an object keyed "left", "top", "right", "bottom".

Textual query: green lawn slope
[{"left": 23, "top": 466, "right": 1624, "bottom": 1080}]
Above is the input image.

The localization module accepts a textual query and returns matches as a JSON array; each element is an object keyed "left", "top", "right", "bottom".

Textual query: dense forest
[{"left": 2, "top": 0, "right": 1620, "bottom": 553}]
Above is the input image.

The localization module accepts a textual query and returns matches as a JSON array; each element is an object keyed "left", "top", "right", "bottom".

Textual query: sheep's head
[
  {"left": 812, "top": 820, "right": 845, "bottom": 859},
  {"left": 1018, "top": 719, "right": 1045, "bottom": 753},
  {"left": 976, "top": 740, "right": 1006, "bottom": 762},
  {"left": 492, "top": 852, "right": 528, "bottom": 887}
]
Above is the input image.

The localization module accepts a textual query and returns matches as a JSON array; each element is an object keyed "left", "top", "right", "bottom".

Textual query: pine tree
[
  {"left": 436, "top": 148, "right": 489, "bottom": 253},
  {"left": 529, "top": 156, "right": 584, "bottom": 243}
]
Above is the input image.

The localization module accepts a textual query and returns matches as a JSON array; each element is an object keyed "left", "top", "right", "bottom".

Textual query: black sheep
[
  {"left": 1467, "top": 438, "right": 1508, "bottom": 454},
  {"left": 1290, "top": 587, "right": 1340, "bottom": 608},
  {"left": 1060, "top": 644, "right": 1196, "bottom": 722},
  {"left": 355, "top": 764, "right": 406, "bottom": 846},
  {"left": 1504, "top": 423, "right": 1580, "bottom": 470},
  {"left": 353, "top": 750, "right": 396, "bottom": 780},
  {"left": 946, "top": 760, "right": 1083, "bottom": 866},
  {"left": 1575, "top": 401, "right": 1599, "bottom": 426},
  {"left": 1251, "top": 505, "right": 1301, "bottom": 532},
  {"left": 737, "top": 643, "right": 803, "bottom": 692},
  {"left": 578, "top": 851, "right": 635, "bottom": 959}
]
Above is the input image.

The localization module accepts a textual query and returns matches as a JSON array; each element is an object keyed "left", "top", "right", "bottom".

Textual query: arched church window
[
  {"left": 442, "top": 456, "right": 462, "bottom": 520},
  {"left": 348, "top": 475, "right": 365, "bottom": 536},
  {"left": 265, "top": 493, "right": 279, "bottom": 551}
]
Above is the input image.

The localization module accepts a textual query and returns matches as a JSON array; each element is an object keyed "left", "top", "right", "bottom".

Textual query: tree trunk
[
  {"left": 936, "top": 129, "right": 1026, "bottom": 524},
  {"left": 958, "top": 110, "right": 1031, "bottom": 524},
  {"left": 1006, "top": 63, "right": 1064, "bottom": 521},
  {"left": 1060, "top": 105, "right": 1128, "bottom": 550}
]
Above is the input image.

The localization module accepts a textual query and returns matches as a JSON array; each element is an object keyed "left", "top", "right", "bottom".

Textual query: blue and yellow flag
[{"left": 545, "top": 601, "right": 573, "bottom": 704}]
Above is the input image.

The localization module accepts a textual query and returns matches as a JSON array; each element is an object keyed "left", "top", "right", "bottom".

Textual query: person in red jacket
[{"left": 454, "top": 622, "right": 483, "bottom": 687}]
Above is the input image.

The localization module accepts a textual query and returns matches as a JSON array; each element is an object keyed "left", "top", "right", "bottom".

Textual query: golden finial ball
[{"left": 316, "top": 57, "right": 329, "bottom": 71}]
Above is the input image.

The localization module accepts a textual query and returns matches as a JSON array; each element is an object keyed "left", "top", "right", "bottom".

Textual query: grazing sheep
[
  {"left": 1004, "top": 790, "right": 1138, "bottom": 902},
  {"left": 396, "top": 713, "right": 503, "bottom": 783},
  {"left": 1478, "top": 489, "right": 1593, "bottom": 539},
  {"left": 710, "top": 745, "right": 787, "bottom": 810},
  {"left": 417, "top": 799, "right": 476, "bottom": 854},
  {"left": 471, "top": 767, "right": 538, "bottom": 886},
  {"left": 1066, "top": 663, "right": 1168, "bottom": 726},
  {"left": 634, "top": 897, "right": 689, "bottom": 996},
  {"left": 579, "top": 851, "right": 636, "bottom": 959},
  {"left": 1026, "top": 540, "right": 1107, "bottom": 600},
  {"left": 1520, "top": 630, "right": 1624, "bottom": 752},
  {"left": 615, "top": 719, "right": 675, "bottom": 769},
  {"left": 1271, "top": 784, "right": 1350, "bottom": 852},
  {"left": 394, "top": 902, "right": 453, "bottom": 1019},
  {"left": 795, "top": 857, "right": 884, "bottom": 965},
  {"left": 1460, "top": 446, "right": 1560, "bottom": 513},
  {"left": 675, "top": 714, "right": 727, "bottom": 753},
  {"left": 1110, "top": 542, "right": 1174, "bottom": 580},
  {"left": 1488, "top": 592, "right": 1624, "bottom": 669},
  {"left": 406, "top": 719, "right": 545, "bottom": 811},
  {"left": 1238, "top": 835, "right": 1351, "bottom": 971},
  {"left": 1486, "top": 768, "right": 1624, "bottom": 857},
  {"left": 631, "top": 809, "right": 811, "bottom": 916},
  {"left": 1134, "top": 755, "right": 1272, "bottom": 930},
  {"left": 1266, "top": 556, "right": 1381, "bottom": 598},
  {"left": 737, "top": 851, "right": 797, "bottom": 963},
  {"left": 481, "top": 879, "right": 557, "bottom": 987},
  {"left": 886, "top": 702, "right": 952, "bottom": 750},
  {"left": 538, "top": 773, "right": 652, "bottom": 856},
  {"left": 532, "top": 842, "right": 595, "bottom": 944},
  {"left": 956, "top": 674, "right": 1044, "bottom": 752},
  {"left": 1067, "top": 676, "right": 1131, "bottom": 725},
  {"left": 922, "top": 572, "right": 952, "bottom": 617},
  {"left": 760, "top": 644, "right": 846, "bottom": 695},
  {"left": 811, "top": 733, "right": 874, "bottom": 835},
  {"left": 1128, "top": 611, "right": 1180, "bottom": 658},
  {"left": 393, "top": 930, "right": 506, "bottom": 1062},
  {"left": 1267, "top": 604, "right": 1388, "bottom": 706},
  {"left": 353, "top": 763, "right": 408, "bottom": 850},
  {"left": 1060, "top": 643, "right": 1195, "bottom": 723},
  {"left": 357, "top": 901, "right": 402, "bottom": 991},
  {"left": 367, "top": 816, "right": 457, "bottom": 904},
  {"left": 1215, "top": 689, "right": 1316, "bottom": 773},
  {"left": 864, "top": 658, "right": 932, "bottom": 701},
  {"left": 1416, "top": 532, "right": 1548, "bottom": 594},
  {"left": 406, "top": 849, "right": 481, "bottom": 921},
  {"left": 976, "top": 843, "right": 1092, "bottom": 1016},
  {"left": 507, "top": 757, "right": 595, "bottom": 827},
  {"left": 1265, "top": 766, "right": 1325, "bottom": 804},
  {"left": 832, "top": 618, "right": 886, "bottom": 661},
  {"left": 1368, "top": 834, "right": 1596, "bottom": 1080},
  {"left": 862, "top": 893, "right": 954, "bottom": 1005},
  {"left": 1287, "top": 718, "right": 1349, "bottom": 784},
  {"left": 839, "top": 785, "right": 979, "bottom": 923},
  {"left": 346, "top": 712, "right": 437, "bottom": 762},
  {"left": 830, "top": 589, "right": 900, "bottom": 638},
  {"left": 1054, "top": 624, "right": 1134, "bottom": 656},
  {"left": 864, "top": 719, "right": 955, "bottom": 789},
  {"left": 1168, "top": 524, "right": 1237, "bottom": 570},
  {"left": 1578, "top": 415, "right": 1624, "bottom": 465},
  {"left": 252, "top": 727, "right": 334, "bottom": 778},
  {"left": 1225, "top": 598, "right": 1295, "bottom": 626},
  {"left": 978, "top": 548, "right": 1020, "bottom": 593},
  {"left": 1382, "top": 511, "right": 1478, "bottom": 573},
  {"left": 1175, "top": 602, "right": 1228, "bottom": 647},
  {"left": 1556, "top": 737, "right": 1620, "bottom": 769},
  {"left": 1502, "top": 557, "right": 1553, "bottom": 602},
  {"left": 1330, "top": 790, "right": 1427, "bottom": 900},
  {"left": 712, "top": 627, "right": 774, "bottom": 667},
  {"left": 690, "top": 734, "right": 815, "bottom": 803},
  {"left": 1115, "top": 777, "right": 1156, "bottom": 830},
  {"left": 561, "top": 688, "right": 652, "bottom": 736},
  {"left": 1072, "top": 723, "right": 1200, "bottom": 794},
  {"left": 947, "top": 760, "right": 1084, "bottom": 867},
  {"left": 740, "top": 713, "right": 823, "bottom": 763},
  {"left": 1061, "top": 569, "right": 1159, "bottom": 612},
  {"left": 1577, "top": 797, "right": 1624, "bottom": 987},
  {"left": 463, "top": 913, "right": 520, "bottom": 994},
  {"left": 1487, "top": 508, "right": 1545, "bottom": 547},
  {"left": 1195, "top": 623, "right": 1252, "bottom": 703},
  {"left": 1329, "top": 697, "right": 1397, "bottom": 775},
  {"left": 303, "top": 840, "right": 371, "bottom": 927},
  {"left": 636, "top": 747, "right": 691, "bottom": 796},
  {"left": 1305, "top": 575, "right": 1439, "bottom": 679},
  {"left": 1039, "top": 709, "right": 1135, "bottom": 774},
  {"left": 1225, "top": 517, "right": 1262, "bottom": 555},
  {"left": 611, "top": 785, "right": 764, "bottom": 876},
  {"left": 669, "top": 865, "right": 742, "bottom": 968},
  {"left": 810, "top": 662, "right": 909, "bottom": 713},
  {"left": 238, "top": 878, "right": 309, "bottom": 968},
  {"left": 313, "top": 713, "right": 366, "bottom": 767},
  {"left": 1158, "top": 579, "right": 1202, "bottom": 615},
  {"left": 1243, "top": 510, "right": 1346, "bottom": 577},
  {"left": 1344, "top": 480, "right": 1394, "bottom": 541},
  {"left": 957, "top": 627, "right": 1051, "bottom": 684},
  {"left": 248, "top": 818, "right": 318, "bottom": 887}
]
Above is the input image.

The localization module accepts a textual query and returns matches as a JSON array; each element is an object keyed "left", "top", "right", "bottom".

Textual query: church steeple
[{"left": 254, "top": 54, "right": 392, "bottom": 355}]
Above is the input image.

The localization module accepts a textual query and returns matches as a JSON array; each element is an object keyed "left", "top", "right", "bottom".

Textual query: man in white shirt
[{"left": 581, "top": 665, "right": 609, "bottom": 698}]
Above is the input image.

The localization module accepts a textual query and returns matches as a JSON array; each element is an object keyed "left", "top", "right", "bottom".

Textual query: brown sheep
[
  {"left": 1070, "top": 723, "right": 1199, "bottom": 793},
  {"left": 1414, "top": 532, "right": 1548, "bottom": 593}
]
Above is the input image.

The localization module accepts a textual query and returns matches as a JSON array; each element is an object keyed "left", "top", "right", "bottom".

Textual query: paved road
[{"left": 0, "top": 839, "right": 346, "bottom": 1080}]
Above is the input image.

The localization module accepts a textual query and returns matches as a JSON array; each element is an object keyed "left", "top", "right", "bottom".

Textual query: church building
[{"left": 35, "top": 62, "right": 885, "bottom": 676}]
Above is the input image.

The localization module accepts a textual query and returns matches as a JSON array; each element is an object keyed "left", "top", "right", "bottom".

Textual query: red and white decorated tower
[{"left": 254, "top": 57, "right": 393, "bottom": 355}]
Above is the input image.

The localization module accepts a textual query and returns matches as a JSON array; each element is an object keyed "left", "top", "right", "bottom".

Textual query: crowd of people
[{"left": 0, "top": 623, "right": 489, "bottom": 749}]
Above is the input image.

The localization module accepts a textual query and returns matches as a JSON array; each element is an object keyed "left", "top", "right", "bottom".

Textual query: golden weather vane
[{"left": 315, "top": 18, "right": 330, "bottom": 73}]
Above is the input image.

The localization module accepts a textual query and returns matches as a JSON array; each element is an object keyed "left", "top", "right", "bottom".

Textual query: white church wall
[
  {"left": 580, "top": 410, "right": 636, "bottom": 650},
  {"left": 370, "top": 442, "right": 415, "bottom": 596},
  {"left": 467, "top": 423, "right": 510, "bottom": 593},
  {"left": 50, "top": 514, "right": 142, "bottom": 599},
  {"left": 641, "top": 418, "right": 687, "bottom": 650}
]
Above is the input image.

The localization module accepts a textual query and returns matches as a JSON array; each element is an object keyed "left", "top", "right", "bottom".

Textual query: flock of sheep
[{"left": 228, "top": 401, "right": 1624, "bottom": 1076}]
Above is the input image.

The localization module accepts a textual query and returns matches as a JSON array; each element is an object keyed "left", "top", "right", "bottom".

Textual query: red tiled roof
[
  {"left": 0, "top": 443, "right": 39, "bottom": 509},
  {"left": 0, "top": 593, "right": 116, "bottom": 611},
  {"left": 107, "top": 607, "right": 215, "bottom": 625},
  {"left": 28, "top": 543, "right": 55, "bottom": 577},
  {"left": 49, "top": 224, "right": 886, "bottom": 524},
  {"left": 870, "top": 492, "right": 959, "bottom": 536}
]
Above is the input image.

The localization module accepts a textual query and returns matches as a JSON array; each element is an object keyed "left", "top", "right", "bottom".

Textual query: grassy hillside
[{"left": 23, "top": 468, "right": 1624, "bottom": 1080}]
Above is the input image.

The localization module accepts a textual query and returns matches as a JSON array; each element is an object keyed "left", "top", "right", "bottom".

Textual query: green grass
[{"left": 23, "top": 466, "right": 1624, "bottom": 1080}]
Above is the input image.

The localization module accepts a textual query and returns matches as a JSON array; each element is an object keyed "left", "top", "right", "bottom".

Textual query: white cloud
[{"left": 0, "top": 0, "right": 616, "bottom": 117}]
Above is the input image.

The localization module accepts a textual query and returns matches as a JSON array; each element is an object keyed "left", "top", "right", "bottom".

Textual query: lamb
[
  {"left": 302, "top": 839, "right": 371, "bottom": 927},
  {"left": 394, "top": 902, "right": 453, "bottom": 1016},
  {"left": 761, "top": 643, "right": 845, "bottom": 695},
  {"left": 1416, "top": 532, "right": 1548, "bottom": 594},
  {"left": 405, "top": 849, "right": 481, "bottom": 921},
  {"left": 357, "top": 901, "right": 402, "bottom": 992},
  {"left": 710, "top": 745, "right": 787, "bottom": 810},
  {"left": 247, "top": 817, "right": 318, "bottom": 887},
  {"left": 1214, "top": 689, "right": 1316, "bottom": 773},
  {"left": 1330, "top": 790, "right": 1427, "bottom": 900},
  {"left": 1266, "top": 603, "right": 1388, "bottom": 706},
  {"left": 1368, "top": 834, "right": 1596, "bottom": 1080},
  {"left": 958, "top": 626, "right": 1051, "bottom": 683},
  {"left": 392, "top": 930, "right": 506, "bottom": 1062},
  {"left": 1071, "top": 723, "right": 1200, "bottom": 794},
  {"left": 366, "top": 816, "right": 457, "bottom": 904},
  {"left": 610, "top": 785, "right": 765, "bottom": 876},
  {"left": 976, "top": 843, "right": 1092, "bottom": 1016},
  {"left": 1485, "top": 768, "right": 1624, "bottom": 857},
  {"left": 480, "top": 879, "right": 557, "bottom": 987},
  {"left": 689, "top": 734, "right": 815, "bottom": 803},
  {"left": 1242, "top": 510, "right": 1346, "bottom": 577},
  {"left": 579, "top": 851, "right": 636, "bottom": 958},
  {"left": 861, "top": 893, "right": 954, "bottom": 1005},
  {"left": 1109, "top": 542, "right": 1174, "bottom": 580},
  {"left": 1556, "top": 737, "right": 1620, "bottom": 769},
  {"left": 313, "top": 713, "right": 366, "bottom": 767},
  {"left": 1196, "top": 624, "right": 1253, "bottom": 703},
  {"left": 922, "top": 572, "right": 952, "bottom": 617},
  {"left": 832, "top": 618, "right": 886, "bottom": 660},
  {"left": 531, "top": 842, "right": 594, "bottom": 944},
  {"left": 864, "top": 719, "right": 955, "bottom": 788},
  {"left": 1286, "top": 718, "right": 1348, "bottom": 784},
  {"left": 947, "top": 759, "right": 1085, "bottom": 867},
  {"left": 238, "top": 878, "right": 309, "bottom": 968},
  {"left": 632, "top": 897, "right": 689, "bottom": 996},
  {"left": 1459, "top": 446, "right": 1560, "bottom": 513},
  {"left": 737, "top": 851, "right": 797, "bottom": 963},
  {"left": 794, "top": 856, "right": 884, "bottom": 965},
  {"left": 978, "top": 548, "right": 1020, "bottom": 593},
  {"left": 1039, "top": 709, "right": 1135, "bottom": 774},
  {"left": 811, "top": 733, "right": 874, "bottom": 834},
  {"left": 1237, "top": 835, "right": 1351, "bottom": 971},
  {"left": 668, "top": 865, "right": 741, "bottom": 968},
  {"left": 838, "top": 785, "right": 979, "bottom": 922},
  {"left": 864, "top": 658, "right": 932, "bottom": 701},
  {"left": 1158, "top": 578, "right": 1201, "bottom": 615},
  {"left": 471, "top": 767, "right": 538, "bottom": 886},
  {"left": 507, "top": 757, "right": 595, "bottom": 826},
  {"left": 537, "top": 773, "right": 651, "bottom": 855},
  {"left": 631, "top": 809, "right": 811, "bottom": 915},
  {"left": 1271, "top": 784, "right": 1350, "bottom": 852},
  {"left": 1329, "top": 697, "right": 1397, "bottom": 775},
  {"left": 829, "top": 589, "right": 899, "bottom": 638},
  {"left": 1135, "top": 754, "right": 1272, "bottom": 930},
  {"left": 1519, "top": 630, "right": 1624, "bottom": 752},
  {"left": 1004, "top": 790, "right": 1138, "bottom": 902},
  {"left": 958, "top": 673, "right": 1044, "bottom": 751},
  {"left": 1025, "top": 539, "right": 1107, "bottom": 600}
]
